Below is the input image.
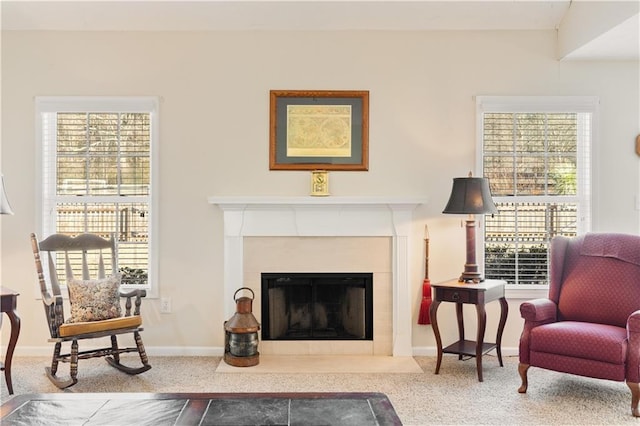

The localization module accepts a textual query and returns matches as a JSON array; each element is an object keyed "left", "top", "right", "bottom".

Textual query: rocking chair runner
[{"left": 31, "top": 233, "right": 151, "bottom": 389}]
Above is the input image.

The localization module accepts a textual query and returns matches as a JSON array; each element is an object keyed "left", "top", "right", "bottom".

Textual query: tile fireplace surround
[{"left": 208, "top": 196, "right": 424, "bottom": 356}]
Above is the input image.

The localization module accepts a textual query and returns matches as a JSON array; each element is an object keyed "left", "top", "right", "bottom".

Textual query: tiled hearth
[{"left": 209, "top": 196, "right": 424, "bottom": 356}]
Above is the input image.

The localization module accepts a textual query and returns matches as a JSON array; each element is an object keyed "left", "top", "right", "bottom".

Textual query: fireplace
[
  {"left": 208, "top": 196, "right": 424, "bottom": 356},
  {"left": 262, "top": 272, "right": 373, "bottom": 341}
]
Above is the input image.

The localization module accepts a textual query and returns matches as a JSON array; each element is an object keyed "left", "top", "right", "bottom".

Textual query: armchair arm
[
  {"left": 120, "top": 289, "right": 147, "bottom": 316},
  {"left": 627, "top": 310, "right": 640, "bottom": 383},
  {"left": 520, "top": 298, "right": 558, "bottom": 324},
  {"left": 519, "top": 299, "right": 558, "bottom": 364}
]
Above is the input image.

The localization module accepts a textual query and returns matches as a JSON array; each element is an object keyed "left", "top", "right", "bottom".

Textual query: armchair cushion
[
  {"left": 66, "top": 274, "right": 123, "bottom": 323},
  {"left": 530, "top": 322, "right": 627, "bottom": 365}
]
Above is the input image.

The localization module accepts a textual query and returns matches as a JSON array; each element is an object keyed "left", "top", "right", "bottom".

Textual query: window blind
[
  {"left": 37, "top": 97, "right": 158, "bottom": 288},
  {"left": 476, "top": 97, "right": 595, "bottom": 285}
]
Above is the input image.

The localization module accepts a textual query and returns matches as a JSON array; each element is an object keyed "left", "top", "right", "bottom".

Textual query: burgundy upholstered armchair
[{"left": 518, "top": 233, "right": 640, "bottom": 417}]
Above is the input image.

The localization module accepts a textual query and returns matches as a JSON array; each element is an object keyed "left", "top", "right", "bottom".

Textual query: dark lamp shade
[{"left": 442, "top": 177, "right": 498, "bottom": 215}]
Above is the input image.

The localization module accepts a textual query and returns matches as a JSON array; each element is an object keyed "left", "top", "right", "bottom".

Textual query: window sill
[
  {"left": 504, "top": 284, "right": 549, "bottom": 300},
  {"left": 121, "top": 284, "right": 157, "bottom": 299}
]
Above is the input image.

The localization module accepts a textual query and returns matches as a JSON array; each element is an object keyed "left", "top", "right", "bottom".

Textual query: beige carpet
[{"left": 1, "top": 355, "right": 637, "bottom": 425}]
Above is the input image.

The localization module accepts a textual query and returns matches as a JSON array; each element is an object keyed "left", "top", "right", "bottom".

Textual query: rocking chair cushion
[
  {"left": 67, "top": 274, "right": 123, "bottom": 323},
  {"left": 59, "top": 315, "right": 142, "bottom": 338}
]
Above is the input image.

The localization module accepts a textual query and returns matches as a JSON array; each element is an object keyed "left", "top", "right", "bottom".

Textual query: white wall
[{"left": 1, "top": 29, "right": 639, "bottom": 356}]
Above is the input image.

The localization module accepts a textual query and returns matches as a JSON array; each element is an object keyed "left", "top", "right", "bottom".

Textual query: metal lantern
[{"left": 224, "top": 287, "right": 260, "bottom": 367}]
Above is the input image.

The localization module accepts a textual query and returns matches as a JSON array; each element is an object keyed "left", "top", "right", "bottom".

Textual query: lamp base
[
  {"left": 458, "top": 270, "right": 484, "bottom": 284},
  {"left": 457, "top": 218, "right": 485, "bottom": 283}
]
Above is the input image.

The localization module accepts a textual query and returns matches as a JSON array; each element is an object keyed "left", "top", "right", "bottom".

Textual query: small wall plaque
[{"left": 311, "top": 170, "right": 329, "bottom": 196}]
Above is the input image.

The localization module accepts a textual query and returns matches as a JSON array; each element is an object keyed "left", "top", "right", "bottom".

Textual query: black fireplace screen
[{"left": 261, "top": 272, "right": 373, "bottom": 341}]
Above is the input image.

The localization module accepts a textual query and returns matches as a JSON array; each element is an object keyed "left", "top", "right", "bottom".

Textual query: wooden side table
[
  {"left": 1, "top": 287, "right": 20, "bottom": 395},
  {"left": 429, "top": 279, "right": 507, "bottom": 382}
]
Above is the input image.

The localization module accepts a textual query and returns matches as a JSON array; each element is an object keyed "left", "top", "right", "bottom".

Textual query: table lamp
[{"left": 442, "top": 172, "right": 497, "bottom": 283}]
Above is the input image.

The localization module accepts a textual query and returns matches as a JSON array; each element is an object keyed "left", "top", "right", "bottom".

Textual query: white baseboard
[
  {"left": 8, "top": 346, "right": 225, "bottom": 357},
  {"left": 7, "top": 346, "right": 519, "bottom": 358}
]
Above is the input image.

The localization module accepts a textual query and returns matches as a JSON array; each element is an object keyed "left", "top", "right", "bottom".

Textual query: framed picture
[{"left": 269, "top": 90, "right": 369, "bottom": 171}]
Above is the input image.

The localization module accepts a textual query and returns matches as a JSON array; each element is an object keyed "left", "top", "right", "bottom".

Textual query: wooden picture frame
[{"left": 269, "top": 90, "right": 369, "bottom": 171}]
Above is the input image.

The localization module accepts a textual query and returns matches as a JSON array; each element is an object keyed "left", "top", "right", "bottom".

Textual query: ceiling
[{"left": 1, "top": 0, "right": 638, "bottom": 60}]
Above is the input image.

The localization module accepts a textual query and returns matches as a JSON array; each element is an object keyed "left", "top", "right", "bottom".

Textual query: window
[
  {"left": 36, "top": 97, "right": 158, "bottom": 293},
  {"left": 476, "top": 96, "right": 596, "bottom": 286}
]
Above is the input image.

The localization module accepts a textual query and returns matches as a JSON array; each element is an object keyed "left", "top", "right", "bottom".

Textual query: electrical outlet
[{"left": 160, "top": 297, "right": 171, "bottom": 314}]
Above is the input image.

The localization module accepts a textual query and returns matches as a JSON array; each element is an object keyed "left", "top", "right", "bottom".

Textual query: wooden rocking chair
[{"left": 31, "top": 233, "right": 151, "bottom": 389}]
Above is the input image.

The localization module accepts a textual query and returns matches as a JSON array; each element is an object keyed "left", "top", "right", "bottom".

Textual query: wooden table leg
[
  {"left": 430, "top": 300, "right": 442, "bottom": 374},
  {"left": 455, "top": 303, "right": 464, "bottom": 360},
  {"left": 4, "top": 309, "right": 20, "bottom": 395},
  {"left": 496, "top": 297, "right": 508, "bottom": 367},
  {"left": 475, "top": 303, "right": 487, "bottom": 382}
]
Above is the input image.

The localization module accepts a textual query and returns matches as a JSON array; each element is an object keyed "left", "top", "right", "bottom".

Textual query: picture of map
[
  {"left": 269, "top": 90, "right": 368, "bottom": 170},
  {"left": 286, "top": 105, "right": 352, "bottom": 157}
]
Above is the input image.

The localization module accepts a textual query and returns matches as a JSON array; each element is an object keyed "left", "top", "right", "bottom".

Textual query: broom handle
[{"left": 424, "top": 225, "right": 429, "bottom": 280}]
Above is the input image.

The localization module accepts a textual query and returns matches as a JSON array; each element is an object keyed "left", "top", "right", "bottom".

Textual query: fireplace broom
[{"left": 418, "top": 225, "right": 432, "bottom": 325}]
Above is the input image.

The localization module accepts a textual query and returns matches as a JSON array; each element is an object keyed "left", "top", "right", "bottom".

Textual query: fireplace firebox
[{"left": 261, "top": 273, "right": 373, "bottom": 341}]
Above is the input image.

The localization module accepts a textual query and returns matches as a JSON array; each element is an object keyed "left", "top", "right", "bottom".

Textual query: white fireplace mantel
[
  {"left": 209, "top": 195, "right": 424, "bottom": 208},
  {"left": 208, "top": 196, "right": 425, "bottom": 356}
]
